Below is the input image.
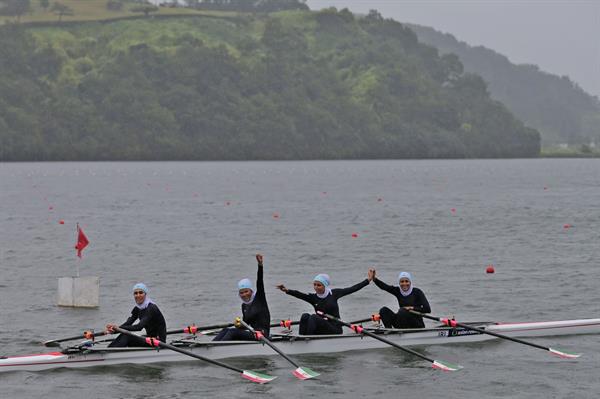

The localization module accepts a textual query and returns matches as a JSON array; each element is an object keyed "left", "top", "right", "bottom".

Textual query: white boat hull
[{"left": 1, "top": 318, "right": 599, "bottom": 373}]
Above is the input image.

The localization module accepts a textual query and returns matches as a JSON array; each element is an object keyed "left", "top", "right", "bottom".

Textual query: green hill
[
  {"left": 0, "top": 7, "right": 540, "bottom": 161},
  {"left": 409, "top": 23, "right": 600, "bottom": 147}
]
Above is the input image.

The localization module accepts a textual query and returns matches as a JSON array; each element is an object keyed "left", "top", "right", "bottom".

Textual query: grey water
[{"left": 1, "top": 159, "right": 599, "bottom": 398}]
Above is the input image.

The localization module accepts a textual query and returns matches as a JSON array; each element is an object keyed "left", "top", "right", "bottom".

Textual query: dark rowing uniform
[
  {"left": 286, "top": 279, "right": 370, "bottom": 335},
  {"left": 213, "top": 263, "right": 271, "bottom": 341},
  {"left": 373, "top": 277, "right": 430, "bottom": 328},
  {"left": 109, "top": 302, "right": 167, "bottom": 347}
]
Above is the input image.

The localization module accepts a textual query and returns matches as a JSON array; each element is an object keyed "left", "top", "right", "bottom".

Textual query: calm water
[{"left": 1, "top": 160, "right": 599, "bottom": 398}]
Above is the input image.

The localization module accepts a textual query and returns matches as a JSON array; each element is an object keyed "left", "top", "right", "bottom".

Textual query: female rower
[
  {"left": 276, "top": 270, "right": 373, "bottom": 335},
  {"left": 213, "top": 254, "right": 271, "bottom": 341},
  {"left": 371, "top": 269, "right": 430, "bottom": 328},
  {"left": 105, "top": 283, "right": 167, "bottom": 347}
]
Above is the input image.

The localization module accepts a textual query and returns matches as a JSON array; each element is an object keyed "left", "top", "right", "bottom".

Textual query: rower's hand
[
  {"left": 402, "top": 306, "right": 414, "bottom": 311},
  {"left": 367, "top": 268, "right": 376, "bottom": 282},
  {"left": 276, "top": 284, "right": 288, "bottom": 293},
  {"left": 256, "top": 254, "right": 263, "bottom": 266},
  {"left": 105, "top": 324, "right": 117, "bottom": 334}
]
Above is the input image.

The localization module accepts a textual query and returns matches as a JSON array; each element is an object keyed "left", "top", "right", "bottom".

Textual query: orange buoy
[{"left": 486, "top": 265, "right": 495, "bottom": 274}]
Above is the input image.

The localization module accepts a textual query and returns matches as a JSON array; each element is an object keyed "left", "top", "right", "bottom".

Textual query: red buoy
[
  {"left": 59, "top": 220, "right": 65, "bottom": 225},
  {"left": 272, "top": 212, "right": 280, "bottom": 219},
  {"left": 450, "top": 208, "right": 456, "bottom": 213},
  {"left": 563, "top": 224, "right": 571, "bottom": 229},
  {"left": 486, "top": 265, "right": 495, "bottom": 274},
  {"left": 351, "top": 233, "right": 358, "bottom": 238},
  {"left": 48, "top": 206, "right": 54, "bottom": 211}
]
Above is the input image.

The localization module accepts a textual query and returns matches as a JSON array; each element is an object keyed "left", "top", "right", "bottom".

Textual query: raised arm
[
  {"left": 333, "top": 279, "right": 369, "bottom": 299},
  {"left": 373, "top": 277, "right": 397, "bottom": 295},
  {"left": 255, "top": 254, "right": 265, "bottom": 301}
]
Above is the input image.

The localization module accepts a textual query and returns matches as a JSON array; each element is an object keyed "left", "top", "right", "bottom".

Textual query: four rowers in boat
[{"left": 105, "top": 256, "right": 431, "bottom": 347}]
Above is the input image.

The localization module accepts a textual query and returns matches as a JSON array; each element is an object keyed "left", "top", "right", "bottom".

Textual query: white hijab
[{"left": 398, "top": 272, "right": 413, "bottom": 297}]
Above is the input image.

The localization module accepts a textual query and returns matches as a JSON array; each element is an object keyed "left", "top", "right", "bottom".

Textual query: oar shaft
[
  {"left": 238, "top": 319, "right": 300, "bottom": 368},
  {"left": 316, "top": 312, "right": 435, "bottom": 363},
  {"left": 113, "top": 327, "right": 243, "bottom": 373},
  {"left": 44, "top": 331, "right": 108, "bottom": 346},
  {"left": 408, "top": 310, "right": 551, "bottom": 352},
  {"left": 166, "top": 317, "right": 371, "bottom": 336}
]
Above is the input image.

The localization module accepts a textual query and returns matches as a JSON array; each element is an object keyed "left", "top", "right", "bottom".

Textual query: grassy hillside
[
  {"left": 0, "top": 0, "right": 236, "bottom": 24},
  {"left": 0, "top": 7, "right": 540, "bottom": 161}
]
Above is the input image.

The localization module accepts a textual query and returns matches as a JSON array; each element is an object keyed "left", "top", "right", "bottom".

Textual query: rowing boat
[{"left": 1, "top": 318, "right": 598, "bottom": 373}]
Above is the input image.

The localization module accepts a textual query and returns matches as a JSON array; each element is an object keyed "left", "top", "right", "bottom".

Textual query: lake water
[{"left": 1, "top": 159, "right": 599, "bottom": 398}]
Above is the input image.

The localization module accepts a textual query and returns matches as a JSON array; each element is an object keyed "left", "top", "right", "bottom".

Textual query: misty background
[{"left": 306, "top": 0, "right": 600, "bottom": 98}]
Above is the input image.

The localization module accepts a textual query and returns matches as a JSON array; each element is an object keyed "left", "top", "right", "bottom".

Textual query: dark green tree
[{"left": 50, "top": 2, "right": 74, "bottom": 22}]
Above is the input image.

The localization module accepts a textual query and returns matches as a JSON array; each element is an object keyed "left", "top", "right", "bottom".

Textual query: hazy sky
[{"left": 306, "top": 0, "right": 600, "bottom": 97}]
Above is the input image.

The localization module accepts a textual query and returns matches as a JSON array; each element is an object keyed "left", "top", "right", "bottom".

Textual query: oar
[
  {"left": 43, "top": 330, "right": 108, "bottom": 347},
  {"left": 167, "top": 316, "right": 374, "bottom": 336},
  {"left": 316, "top": 311, "right": 462, "bottom": 371},
  {"left": 406, "top": 309, "right": 581, "bottom": 359},
  {"left": 237, "top": 318, "right": 320, "bottom": 380},
  {"left": 113, "top": 327, "right": 277, "bottom": 383}
]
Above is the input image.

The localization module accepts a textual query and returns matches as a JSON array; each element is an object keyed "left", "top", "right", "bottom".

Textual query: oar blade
[
  {"left": 432, "top": 360, "right": 463, "bottom": 372},
  {"left": 43, "top": 341, "right": 61, "bottom": 347},
  {"left": 292, "top": 366, "right": 320, "bottom": 380},
  {"left": 241, "top": 370, "right": 277, "bottom": 384},
  {"left": 549, "top": 348, "right": 581, "bottom": 359}
]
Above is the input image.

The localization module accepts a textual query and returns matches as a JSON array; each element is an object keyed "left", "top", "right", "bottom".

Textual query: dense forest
[
  {"left": 410, "top": 24, "right": 600, "bottom": 146},
  {"left": 0, "top": 6, "right": 540, "bottom": 161}
]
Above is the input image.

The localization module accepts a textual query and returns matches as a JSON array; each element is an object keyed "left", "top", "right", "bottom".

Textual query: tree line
[{"left": 0, "top": 7, "right": 540, "bottom": 161}]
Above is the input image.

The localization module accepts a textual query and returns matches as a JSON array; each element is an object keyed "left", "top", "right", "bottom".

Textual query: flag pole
[{"left": 76, "top": 223, "right": 80, "bottom": 277}]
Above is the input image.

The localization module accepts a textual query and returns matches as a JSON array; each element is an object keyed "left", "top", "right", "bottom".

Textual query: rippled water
[{"left": 1, "top": 160, "right": 599, "bottom": 398}]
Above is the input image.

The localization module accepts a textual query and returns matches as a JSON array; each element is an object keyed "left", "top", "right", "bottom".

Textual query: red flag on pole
[{"left": 75, "top": 224, "right": 89, "bottom": 258}]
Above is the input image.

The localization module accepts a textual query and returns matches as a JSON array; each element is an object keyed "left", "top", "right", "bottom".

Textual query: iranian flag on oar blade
[{"left": 75, "top": 224, "right": 89, "bottom": 258}]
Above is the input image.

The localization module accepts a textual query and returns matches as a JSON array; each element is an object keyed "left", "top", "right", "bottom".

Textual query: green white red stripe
[
  {"left": 431, "top": 360, "right": 462, "bottom": 371},
  {"left": 292, "top": 366, "right": 320, "bottom": 380},
  {"left": 241, "top": 370, "right": 277, "bottom": 384},
  {"left": 549, "top": 348, "right": 581, "bottom": 359}
]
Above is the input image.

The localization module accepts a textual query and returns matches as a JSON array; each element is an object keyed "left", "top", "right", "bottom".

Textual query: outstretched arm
[
  {"left": 277, "top": 284, "right": 313, "bottom": 303},
  {"left": 333, "top": 279, "right": 369, "bottom": 299},
  {"left": 373, "top": 277, "right": 397, "bottom": 295}
]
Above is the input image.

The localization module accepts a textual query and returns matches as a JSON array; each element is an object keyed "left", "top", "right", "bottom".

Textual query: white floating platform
[{"left": 57, "top": 276, "right": 99, "bottom": 308}]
